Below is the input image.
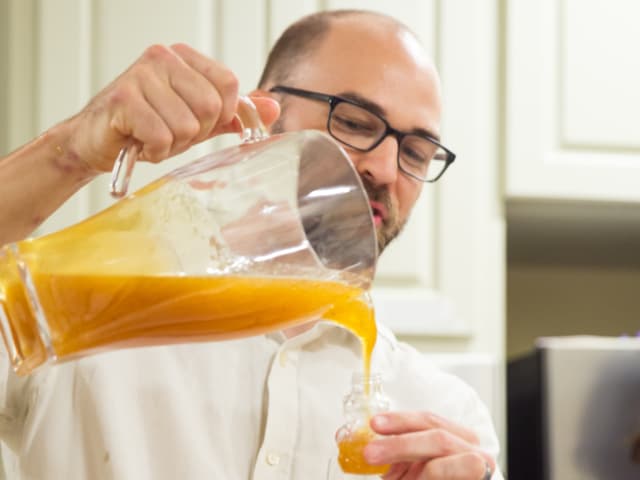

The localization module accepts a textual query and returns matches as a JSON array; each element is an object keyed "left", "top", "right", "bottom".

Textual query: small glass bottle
[{"left": 336, "top": 372, "right": 391, "bottom": 475}]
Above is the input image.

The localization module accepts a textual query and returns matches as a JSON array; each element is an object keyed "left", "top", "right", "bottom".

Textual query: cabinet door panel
[
  {"left": 506, "top": 0, "right": 640, "bottom": 202},
  {"left": 563, "top": 0, "right": 640, "bottom": 147}
]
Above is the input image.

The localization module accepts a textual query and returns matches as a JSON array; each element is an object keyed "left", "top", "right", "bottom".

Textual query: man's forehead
[
  {"left": 304, "top": 19, "right": 438, "bottom": 93},
  {"left": 284, "top": 15, "right": 441, "bottom": 134},
  {"left": 320, "top": 14, "right": 431, "bottom": 63}
]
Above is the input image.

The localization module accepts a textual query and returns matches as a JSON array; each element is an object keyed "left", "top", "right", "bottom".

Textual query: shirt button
[
  {"left": 266, "top": 452, "right": 280, "bottom": 466},
  {"left": 278, "top": 351, "right": 288, "bottom": 366}
]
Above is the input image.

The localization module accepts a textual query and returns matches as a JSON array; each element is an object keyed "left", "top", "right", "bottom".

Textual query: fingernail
[
  {"left": 364, "top": 443, "right": 383, "bottom": 463},
  {"left": 372, "top": 414, "right": 388, "bottom": 428}
]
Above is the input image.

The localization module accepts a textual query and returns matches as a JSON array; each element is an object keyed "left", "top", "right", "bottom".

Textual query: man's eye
[
  {"left": 401, "top": 145, "right": 428, "bottom": 164},
  {"left": 333, "top": 115, "right": 377, "bottom": 134}
]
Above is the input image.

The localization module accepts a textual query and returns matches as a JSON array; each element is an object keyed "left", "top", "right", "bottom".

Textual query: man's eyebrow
[
  {"left": 338, "top": 91, "right": 441, "bottom": 142},
  {"left": 339, "top": 91, "right": 387, "bottom": 118},
  {"left": 412, "top": 127, "right": 441, "bottom": 143}
]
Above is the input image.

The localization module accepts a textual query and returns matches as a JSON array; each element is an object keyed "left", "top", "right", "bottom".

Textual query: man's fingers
[
  {"left": 110, "top": 92, "right": 173, "bottom": 165},
  {"left": 249, "top": 94, "right": 282, "bottom": 127},
  {"left": 164, "top": 58, "right": 225, "bottom": 144},
  {"left": 380, "top": 461, "right": 415, "bottom": 480},
  {"left": 367, "top": 412, "right": 496, "bottom": 479},
  {"left": 364, "top": 429, "right": 475, "bottom": 465},
  {"left": 371, "top": 411, "right": 479, "bottom": 445},
  {"left": 417, "top": 452, "right": 494, "bottom": 480},
  {"left": 170, "top": 43, "right": 239, "bottom": 129},
  {"left": 69, "top": 43, "right": 279, "bottom": 172},
  {"left": 213, "top": 96, "right": 281, "bottom": 136},
  {"left": 139, "top": 73, "right": 200, "bottom": 157}
]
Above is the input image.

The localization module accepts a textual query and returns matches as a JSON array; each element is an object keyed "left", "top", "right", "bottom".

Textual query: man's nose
[{"left": 354, "top": 136, "right": 399, "bottom": 186}]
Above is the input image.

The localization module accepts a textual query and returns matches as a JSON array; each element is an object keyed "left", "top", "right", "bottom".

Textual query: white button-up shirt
[{"left": 0, "top": 321, "right": 503, "bottom": 479}]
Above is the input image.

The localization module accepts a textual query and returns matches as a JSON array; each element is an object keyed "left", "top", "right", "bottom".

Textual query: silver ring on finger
[{"left": 481, "top": 460, "right": 493, "bottom": 480}]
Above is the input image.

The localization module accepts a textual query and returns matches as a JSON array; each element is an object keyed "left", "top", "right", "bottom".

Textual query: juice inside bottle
[
  {"left": 338, "top": 427, "right": 390, "bottom": 475},
  {"left": 334, "top": 368, "right": 392, "bottom": 476}
]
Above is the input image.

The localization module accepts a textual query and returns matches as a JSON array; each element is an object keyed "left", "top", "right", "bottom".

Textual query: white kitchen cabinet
[{"left": 506, "top": 0, "right": 640, "bottom": 202}]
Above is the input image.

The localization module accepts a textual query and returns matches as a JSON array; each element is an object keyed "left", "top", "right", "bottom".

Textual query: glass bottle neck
[
  {"left": 344, "top": 371, "right": 389, "bottom": 418},
  {"left": 350, "top": 372, "right": 383, "bottom": 392}
]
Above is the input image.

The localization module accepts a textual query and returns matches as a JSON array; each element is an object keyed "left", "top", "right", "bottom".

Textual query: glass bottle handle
[{"left": 109, "top": 95, "right": 268, "bottom": 198}]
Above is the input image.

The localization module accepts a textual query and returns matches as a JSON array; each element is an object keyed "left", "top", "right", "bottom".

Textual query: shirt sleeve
[
  {"left": 423, "top": 356, "right": 505, "bottom": 478},
  {"left": 375, "top": 332, "right": 505, "bottom": 478},
  {"left": 450, "top": 368, "right": 505, "bottom": 479}
]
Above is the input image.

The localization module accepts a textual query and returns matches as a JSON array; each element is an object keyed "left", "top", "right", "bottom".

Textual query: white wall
[
  {"left": 508, "top": 264, "right": 640, "bottom": 358},
  {"left": 0, "top": 0, "right": 7, "bottom": 155}
]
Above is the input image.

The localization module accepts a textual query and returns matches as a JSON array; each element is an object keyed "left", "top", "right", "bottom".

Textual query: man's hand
[
  {"left": 364, "top": 411, "right": 496, "bottom": 479},
  {"left": 0, "top": 43, "right": 281, "bottom": 245},
  {"left": 65, "top": 43, "right": 280, "bottom": 173}
]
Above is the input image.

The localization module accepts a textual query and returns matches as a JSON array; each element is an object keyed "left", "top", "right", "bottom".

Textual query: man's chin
[
  {"left": 375, "top": 221, "right": 404, "bottom": 256},
  {"left": 376, "top": 228, "right": 393, "bottom": 256}
]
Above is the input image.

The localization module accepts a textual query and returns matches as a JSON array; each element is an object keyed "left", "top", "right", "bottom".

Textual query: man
[{"left": 0, "top": 10, "right": 502, "bottom": 479}]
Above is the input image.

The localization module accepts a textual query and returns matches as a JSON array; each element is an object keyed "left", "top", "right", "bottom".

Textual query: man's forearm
[{"left": 0, "top": 119, "right": 97, "bottom": 245}]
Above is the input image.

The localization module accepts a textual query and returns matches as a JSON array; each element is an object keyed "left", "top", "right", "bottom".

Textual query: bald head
[{"left": 257, "top": 10, "right": 430, "bottom": 89}]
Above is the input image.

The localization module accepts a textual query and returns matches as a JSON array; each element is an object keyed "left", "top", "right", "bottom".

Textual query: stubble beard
[{"left": 360, "top": 176, "right": 405, "bottom": 256}]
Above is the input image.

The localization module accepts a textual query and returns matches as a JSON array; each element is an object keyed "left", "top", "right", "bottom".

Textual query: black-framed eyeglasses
[{"left": 269, "top": 85, "right": 455, "bottom": 182}]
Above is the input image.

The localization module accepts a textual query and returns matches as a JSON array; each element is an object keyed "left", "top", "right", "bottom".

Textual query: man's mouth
[{"left": 369, "top": 201, "right": 388, "bottom": 227}]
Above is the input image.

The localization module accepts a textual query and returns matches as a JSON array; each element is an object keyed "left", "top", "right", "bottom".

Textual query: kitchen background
[{"left": 1, "top": 0, "right": 639, "bottom": 476}]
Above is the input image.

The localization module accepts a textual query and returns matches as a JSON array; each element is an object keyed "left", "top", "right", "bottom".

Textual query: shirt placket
[{"left": 252, "top": 345, "right": 299, "bottom": 480}]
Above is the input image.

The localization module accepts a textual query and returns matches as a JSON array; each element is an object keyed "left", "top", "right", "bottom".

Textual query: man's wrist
[{"left": 44, "top": 119, "right": 99, "bottom": 182}]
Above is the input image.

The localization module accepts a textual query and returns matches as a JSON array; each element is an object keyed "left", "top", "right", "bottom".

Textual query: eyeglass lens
[{"left": 328, "top": 102, "right": 447, "bottom": 181}]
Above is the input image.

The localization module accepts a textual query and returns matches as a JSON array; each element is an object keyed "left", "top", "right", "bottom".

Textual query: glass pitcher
[{"left": 0, "top": 97, "right": 377, "bottom": 375}]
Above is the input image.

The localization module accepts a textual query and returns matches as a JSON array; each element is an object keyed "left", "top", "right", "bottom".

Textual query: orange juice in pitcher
[{"left": 0, "top": 97, "right": 378, "bottom": 376}]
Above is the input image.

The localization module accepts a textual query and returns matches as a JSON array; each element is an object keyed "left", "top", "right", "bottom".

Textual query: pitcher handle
[
  {"left": 235, "top": 95, "right": 269, "bottom": 144},
  {"left": 109, "top": 95, "right": 268, "bottom": 198}
]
